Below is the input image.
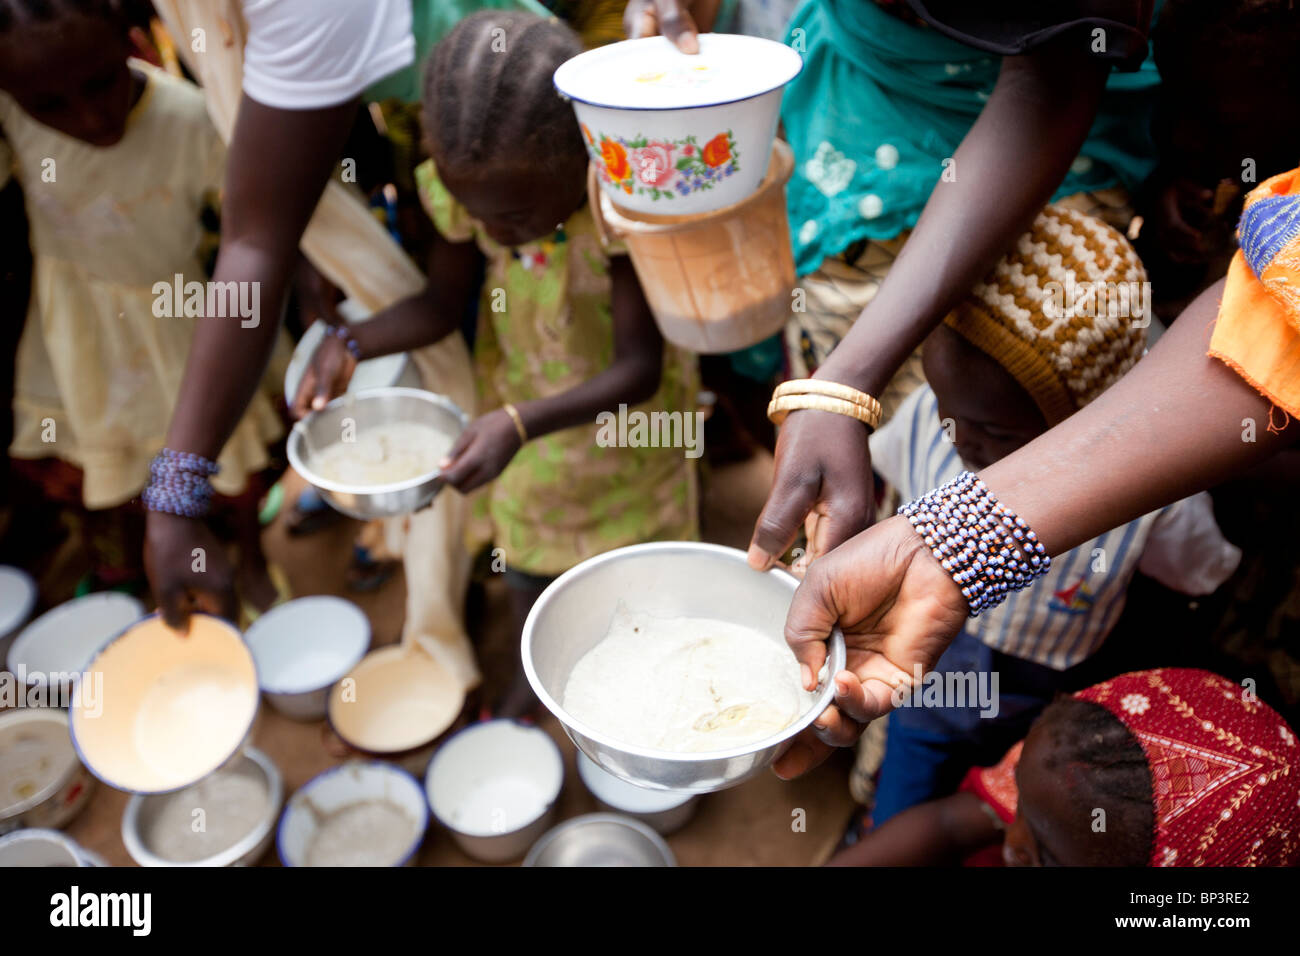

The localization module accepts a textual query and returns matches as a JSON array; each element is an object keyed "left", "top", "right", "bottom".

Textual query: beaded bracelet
[
  {"left": 897, "top": 471, "right": 1050, "bottom": 617},
  {"left": 141, "top": 448, "right": 221, "bottom": 518},
  {"left": 330, "top": 323, "right": 363, "bottom": 361}
]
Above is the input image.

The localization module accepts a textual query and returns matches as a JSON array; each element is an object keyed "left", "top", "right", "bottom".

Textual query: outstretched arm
[
  {"left": 826, "top": 792, "right": 1003, "bottom": 867},
  {"left": 749, "top": 47, "right": 1111, "bottom": 568},
  {"left": 146, "top": 96, "right": 358, "bottom": 628},
  {"left": 776, "top": 280, "right": 1296, "bottom": 779}
]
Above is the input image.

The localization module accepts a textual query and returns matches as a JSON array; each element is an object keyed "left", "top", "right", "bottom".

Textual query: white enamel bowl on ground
[
  {"left": 277, "top": 761, "right": 429, "bottom": 867},
  {"left": 576, "top": 751, "right": 698, "bottom": 835},
  {"left": 244, "top": 596, "right": 370, "bottom": 720},
  {"left": 7, "top": 592, "right": 144, "bottom": 701},
  {"left": 424, "top": 719, "right": 564, "bottom": 863},
  {"left": 0, "top": 565, "right": 37, "bottom": 666},
  {"left": 554, "top": 33, "right": 802, "bottom": 215}
]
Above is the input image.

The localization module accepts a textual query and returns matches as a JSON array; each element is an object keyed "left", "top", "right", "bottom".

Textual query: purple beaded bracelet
[
  {"left": 330, "top": 324, "right": 363, "bottom": 361},
  {"left": 898, "top": 471, "right": 1050, "bottom": 617},
  {"left": 141, "top": 448, "right": 221, "bottom": 518}
]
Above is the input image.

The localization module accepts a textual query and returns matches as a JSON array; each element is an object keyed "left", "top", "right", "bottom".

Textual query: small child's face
[
  {"left": 0, "top": 18, "right": 135, "bottom": 147},
  {"left": 440, "top": 158, "right": 588, "bottom": 248},
  {"left": 921, "top": 324, "right": 1047, "bottom": 472}
]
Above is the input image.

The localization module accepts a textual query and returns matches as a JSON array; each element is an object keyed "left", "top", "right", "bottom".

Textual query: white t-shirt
[
  {"left": 241, "top": 0, "right": 415, "bottom": 109},
  {"left": 871, "top": 386, "right": 1243, "bottom": 670}
]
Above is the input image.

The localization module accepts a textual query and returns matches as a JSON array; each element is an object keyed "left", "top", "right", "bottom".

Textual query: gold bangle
[
  {"left": 502, "top": 402, "right": 528, "bottom": 443},
  {"left": 767, "top": 394, "right": 882, "bottom": 429},
  {"left": 772, "top": 378, "right": 882, "bottom": 421}
]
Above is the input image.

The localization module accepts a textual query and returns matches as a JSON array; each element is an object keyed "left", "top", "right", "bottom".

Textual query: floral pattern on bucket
[{"left": 583, "top": 124, "right": 741, "bottom": 202}]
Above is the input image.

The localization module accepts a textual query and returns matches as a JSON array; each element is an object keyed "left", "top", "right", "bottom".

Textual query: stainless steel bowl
[
  {"left": 121, "top": 746, "right": 283, "bottom": 867},
  {"left": 287, "top": 387, "right": 468, "bottom": 520},
  {"left": 523, "top": 813, "right": 675, "bottom": 867},
  {"left": 522, "top": 542, "right": 846, "bottom": 794}
]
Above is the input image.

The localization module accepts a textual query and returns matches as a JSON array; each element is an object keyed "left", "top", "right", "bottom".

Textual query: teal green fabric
[
  {"left": 782, "top": 0, "right": 1162, "bottom": 274},
  {"left": 365, "top": 0, "right": 552, "bottom": 103}
]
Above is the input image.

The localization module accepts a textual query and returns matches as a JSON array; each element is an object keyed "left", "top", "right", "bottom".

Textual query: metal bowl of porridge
[
  {"left": 288, "top": 387, "right": 469, "bottom": 519},
  {"left": 522, "top": 542, "right": 846, "bottom": 794}
]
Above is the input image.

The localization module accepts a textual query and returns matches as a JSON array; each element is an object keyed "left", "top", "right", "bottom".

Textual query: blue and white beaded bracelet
[
  {"left": 329, "top": 323, "right": 363, "bottom": 361},
  {"left": 141, "top": 448, "right": 221, "bottom": 518},
  {"left": 898, "top": 471, "right": 1050, "bottom": 617}
]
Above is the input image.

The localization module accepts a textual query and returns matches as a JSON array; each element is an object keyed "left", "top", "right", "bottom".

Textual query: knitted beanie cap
[{"left": 944, "top": 204, "right": 1150, "bottom": 425}]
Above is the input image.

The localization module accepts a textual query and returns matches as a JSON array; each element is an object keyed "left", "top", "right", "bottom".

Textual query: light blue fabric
[{"left": 781, "top": 0, "right": 1162, "bottom": 274}]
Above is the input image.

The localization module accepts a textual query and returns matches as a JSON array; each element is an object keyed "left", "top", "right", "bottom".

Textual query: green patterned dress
[{"left": 416, "top": 161, "right": 700, "bottom": 576}]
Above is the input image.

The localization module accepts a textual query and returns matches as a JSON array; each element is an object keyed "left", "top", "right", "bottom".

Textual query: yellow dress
[
  {"left": 416, "top": 159, "right": 700, "bottom": 576},
  {"left": 1, "top": 60, "right": 287, "bottom": 509}
]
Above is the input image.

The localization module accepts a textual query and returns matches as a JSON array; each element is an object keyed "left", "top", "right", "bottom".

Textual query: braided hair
[
  {"left": 1037, "top": 696, "right": 1154, "bottom": 867},
  {"left": 422, "top": 10, "right": 586, "bottom": 178}
]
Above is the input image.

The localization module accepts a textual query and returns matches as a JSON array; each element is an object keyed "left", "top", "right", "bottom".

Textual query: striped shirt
[{"left": 871, "top": 386, "right": 1241, "bottom": 670}]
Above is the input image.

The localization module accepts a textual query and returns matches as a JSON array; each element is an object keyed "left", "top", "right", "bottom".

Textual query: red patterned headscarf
[
  {"left": 967, "top": 668, "right": 1300, "bottom": 866},
  {"left": 1076, "top": 668, "right": 1299, "bottom": 867}
]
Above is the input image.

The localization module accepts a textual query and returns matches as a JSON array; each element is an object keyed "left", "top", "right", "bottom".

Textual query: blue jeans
[{"left": 871, "top": 629, "right": 1065, "bottom": 825}]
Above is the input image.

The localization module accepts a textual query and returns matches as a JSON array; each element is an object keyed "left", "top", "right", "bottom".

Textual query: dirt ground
[{"left": 39, "top": 451, "right": 856, "bottom": 867}]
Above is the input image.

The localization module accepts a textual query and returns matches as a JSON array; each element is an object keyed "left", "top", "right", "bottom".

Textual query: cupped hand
[
  {"left": 624, "top": 0, "right": 721, "bottom": 52},
  {"left": 772, "top": 514, "right": 970, "bottom": 779},
  {"left": 144, "top": 511, "right": 238, "bottom": 631},
  {"left": 748, "top": 409, "right": 875, "bottom": 572},
  {"left": 291, "top": 331, "right": 356, "bottom": 419},
  {"left": 438, "top": 408, "right": 523, "bottom": 493}
]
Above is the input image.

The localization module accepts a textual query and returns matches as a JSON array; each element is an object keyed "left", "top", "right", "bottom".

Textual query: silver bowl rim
[
  {"left": 522, "top": 811, "right": 676, "bottom": 867},
  {"left": 287, "top": 386, "right": 470, "bottom": 496},
  {"left": 521, "top": 541, "right": 847, "bottom": 762},
  {"left": 0, "top": 827, "right": 96, "bottom": 866},
  {"left": 120, "top": 745, "right": 283, "bottom": 867},
  {"left": 423, "top": 717, "right": 566, "bottom": 841}
]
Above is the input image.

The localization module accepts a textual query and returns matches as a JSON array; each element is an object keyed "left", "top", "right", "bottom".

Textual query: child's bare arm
[
  {"left": 825, "top": 792, "right": 1003, "bottom": 867},
  {"left": 440, "top": 255, "right": 665, "bottom": 492},
  {"left": 292, "top": 233, "right": 483, "bottom": 416},
  {"left": 350, "top": 233, "right": 484, "bottom": 359}
]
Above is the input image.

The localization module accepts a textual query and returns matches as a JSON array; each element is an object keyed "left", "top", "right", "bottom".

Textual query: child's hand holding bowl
[
  {"left": 437, "top": 408, "right": 524, "bottom": 494},
  {"left": 292, "top": 330, "right": 357, "bottom": 420}
]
